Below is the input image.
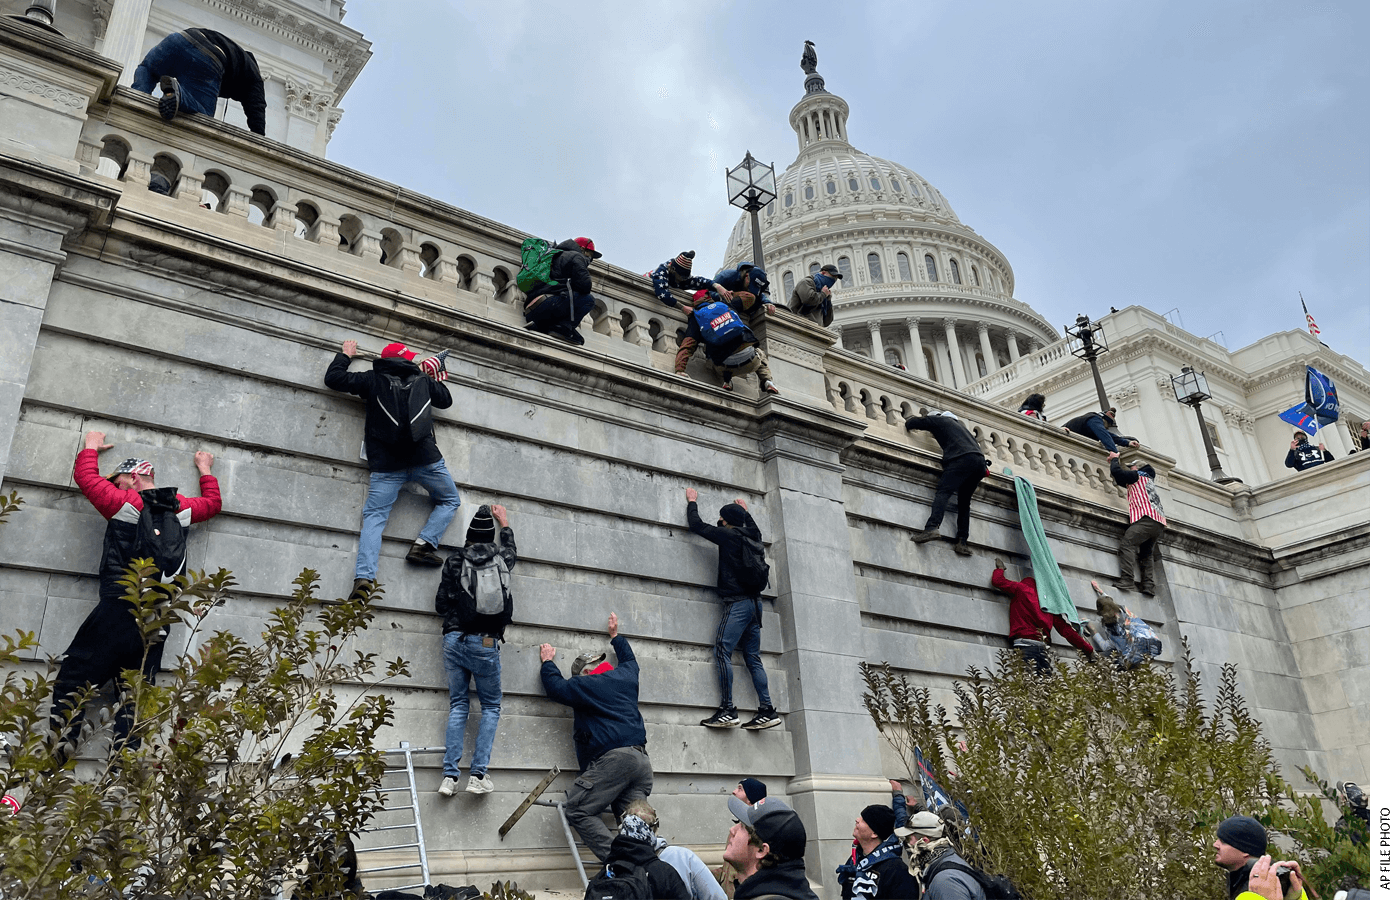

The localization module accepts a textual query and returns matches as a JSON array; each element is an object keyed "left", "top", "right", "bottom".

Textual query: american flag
[{"left": 1300, "top": 292, "right": 1321, "bottom": 336}]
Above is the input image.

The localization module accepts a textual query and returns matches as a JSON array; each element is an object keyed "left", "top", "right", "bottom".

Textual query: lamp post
[
  {"left": 726, "top": 151, "right": 777, "bottom": 269},
  {"left": 1170, "top": 366, "right": 1241, "bottom": 484},
  {"left": 1064, "top": 313, "right": 1112, "bottom": 414}
]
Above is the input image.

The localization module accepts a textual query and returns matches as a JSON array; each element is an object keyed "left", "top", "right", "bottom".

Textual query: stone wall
[{"left": 0, "top": 20, "right": 1370, "bottom": 896}]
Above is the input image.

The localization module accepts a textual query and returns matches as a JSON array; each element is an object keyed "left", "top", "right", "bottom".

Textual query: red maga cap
[
  {"left": 381, "top": 342, "right": 417, "bottom": 362},
  {"left": 574, "top": 237, "right": 601, "bottom": 258}
]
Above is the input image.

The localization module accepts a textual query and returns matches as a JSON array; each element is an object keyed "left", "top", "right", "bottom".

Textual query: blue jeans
[
  {"left": 525, "top": 291, "right": 596, "bottom": 330},
  {"left": 1083, "top": 415, "right": 1128, "bottom": 454},
  {"left": 441, "top": 632, "right": 503, "bottom": 778},
  {"left": 132, "top": 32, "right": 222, "bottom": 116},
  {"left": 714, "top": 597, "right": 771, "bottom": 710},
  {"left": 355, "top": 459, "right": 461, "bottom": 580}
]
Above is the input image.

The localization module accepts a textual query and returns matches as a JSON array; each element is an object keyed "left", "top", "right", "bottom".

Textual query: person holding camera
[{"left": 1214, "top": 816, "right": 1310, "bottom": 899}]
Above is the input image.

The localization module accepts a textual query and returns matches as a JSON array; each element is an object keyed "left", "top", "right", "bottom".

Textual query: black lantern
[
  {"left": 1064, "top": 313, "right": 1112, "bottom": 414},
  {"left": 1170, "top": 366, "right": 1240, "bottom": 484},
  {"left": 726, "top": 151, "right": 777, "bottom": 269}
]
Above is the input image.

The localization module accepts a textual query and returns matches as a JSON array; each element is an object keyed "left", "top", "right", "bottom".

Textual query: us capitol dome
[{"left": 723, "top": 50, "right": 1060, "bottom": 390}]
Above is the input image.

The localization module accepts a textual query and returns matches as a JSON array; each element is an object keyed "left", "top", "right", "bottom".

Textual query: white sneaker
[
  {"left": 465, "top": 773, "right": 493, "bottom": 794},
  {"left": 438, "top": 776, "right": 457, "bottom": 797}
]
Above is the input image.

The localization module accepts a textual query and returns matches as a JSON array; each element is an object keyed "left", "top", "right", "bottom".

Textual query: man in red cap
[
  {"left": 325, "top": 339, "right": 459, "bottom": 597},
  {"left": 51, "top": 431, "right": 221, "bottom": 759},
  {"left": 522, "top": 237, "right": 601, "bottom": 346}
]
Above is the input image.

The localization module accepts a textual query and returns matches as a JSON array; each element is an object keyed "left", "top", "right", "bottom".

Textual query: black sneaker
[
  {"left": 405, "top": 542, "right": 444, "bottom": 567},
  {"left": 701, "top": 708, "right": 740, "bottom": 728},
  {"left": 549, "top": 325, "right": 585, "bottom": 346},
  {"left": 741, "top": 708, "right": 781, "bottom": 730},
  {"left": 524, "top": 318, "right": 548, "bottom": 333},
  {"left": 158, "top": 76, "right": 181, "bottom": 120},
  {"left": 910, "top": 530, "right": 941, "bottom": 544}
]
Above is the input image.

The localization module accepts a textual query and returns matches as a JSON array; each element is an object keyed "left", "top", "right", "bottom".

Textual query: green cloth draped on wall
[{"left": 1013, "top": 474, "right": 1078, "bottom": 622}]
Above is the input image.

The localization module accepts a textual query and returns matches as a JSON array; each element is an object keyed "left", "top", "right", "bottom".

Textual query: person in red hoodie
[
  {"left": 990, "top": 559, "right": 1094, "bottom": 674},
  {"left": 50, "top": 431, "right": 222, "bottom": 759}
]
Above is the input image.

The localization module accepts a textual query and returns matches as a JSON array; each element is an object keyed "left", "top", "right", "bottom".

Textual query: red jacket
[{"left": 991, "top": 568, "right": 1094, "bottom": 655}]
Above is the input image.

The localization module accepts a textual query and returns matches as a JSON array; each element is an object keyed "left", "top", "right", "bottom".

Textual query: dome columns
[
  {"left": 904, "top": 318, "right": 930, "bottom": 380},
  {"left": 1004, "top": 329, "right": 1022, "bottom": 361},
  {"left": 977, "top": 322, "right": 997, "bottom": 377},
  {"left": 867, "top": 321, "right": 885, "bottom": 364},
  {"left": 942, "top": 318, "right": 965, "bottom": 388}
]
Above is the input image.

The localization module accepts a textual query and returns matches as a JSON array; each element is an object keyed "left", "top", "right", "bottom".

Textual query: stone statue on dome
[{"left": 801, "top": 41, "right": 818, "bottom": 75}]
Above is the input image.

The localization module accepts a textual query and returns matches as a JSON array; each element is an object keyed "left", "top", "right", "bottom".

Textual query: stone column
[
  {"left": 1005, "top": 329, "right": 1021, "bottom": 361},
  {"left": 753, "top": 403, "right": 888, "bottom": 894},
  {"left": 930, "top": 335, "right": 950, "bottom": 386},
  {"left": 977, "top": 321, "right": 996, "bottom": 374},
  {"left": 867, "top": 321, "right": 884, "bottom": 364},
  {"left": 904, "top": 318, "right": 929, "bottom": 380},
  {"left": 100, "top": 0, "right": 155, "bottom": 87},
  {"left": 942, "top": 318, "right": 964, "bottom": 388}
]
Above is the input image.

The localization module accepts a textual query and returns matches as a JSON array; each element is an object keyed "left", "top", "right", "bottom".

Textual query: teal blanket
[{"left": 1013, "top": 475, "right": 1078, "bottom": 622}]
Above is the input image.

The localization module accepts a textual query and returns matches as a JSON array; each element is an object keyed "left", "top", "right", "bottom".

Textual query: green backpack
[{"left": 516, "top": 238, "right": 561, "bottom": 292}]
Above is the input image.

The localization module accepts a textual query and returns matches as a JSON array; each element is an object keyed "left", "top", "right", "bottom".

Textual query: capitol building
[{"left": 724, "top": 59, "right": 1369, "bottom": 486}]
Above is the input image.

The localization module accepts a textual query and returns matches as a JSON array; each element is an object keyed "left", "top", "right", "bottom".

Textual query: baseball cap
[
  {"left": 106, "top": 457, "right": 154, "bottom": 484},
  {"left": 574, "top": 237, "right": 601, "bottom": 259},
  {"left": 820, "top": 264, "right": 843, "bottom": 279},
  {"left": 895, "top": 809, "right": 947, "bottom": 840},
  {"left": 728, "top": 795, "right": 807, "bottom": 860},
  {"left": 381, "top": 342, "right": 417, "bottom": 362}
]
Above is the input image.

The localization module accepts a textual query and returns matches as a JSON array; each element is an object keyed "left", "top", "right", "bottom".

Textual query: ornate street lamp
[
  {"left": 726, "top": 151, "right": 777, "bottom": 269},
  {"left": 1064, "top": 313, "right": 1112, "bottom": 414},
  {"left": 1170, "top": 366, "right": 1241, "bottom": 484}
]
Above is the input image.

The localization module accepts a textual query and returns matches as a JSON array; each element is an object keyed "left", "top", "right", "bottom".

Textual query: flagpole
[{"left": 1299, "top": 292, "right": 1347, "bottom": 453}]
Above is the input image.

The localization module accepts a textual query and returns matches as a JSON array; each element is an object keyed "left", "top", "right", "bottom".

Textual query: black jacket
[
  {"left": 525, "top": 238, "right": 593, "bottom": 301},
  {"left": 435, "top": 530, "right": 517, "bottom": 637},
  {"left": 540, "top": 635, "right": 647, "bottom": 771},
  {"left": 1062, "top": 412, "right": 1138, "bottom": 447},
  {"left": 841, "top": 854, "right": 921, "bottom": 900},
  {"left": 1109, "top": 459, "right": 1157, "bottom": 486},
  {"left": 603, "top": 835, "right": 692, "bottom": 900},
  {"left": 324, "top": 354, "right": 452, "bottom": 472},
  {"left": 904, "top": 413, "right": 983, "bottom": 463},
  {"left": 1285, "top": 441, "right": 1334, "bottom": 472},
  {"left": 686, "top": 502, "right": 763, "bottom": 600},
  {"left": 185, "top": 29, "right": 267, "bottom": 135},
  {"left": 734, "top": 860, "right": 821, "bottom": 900}
]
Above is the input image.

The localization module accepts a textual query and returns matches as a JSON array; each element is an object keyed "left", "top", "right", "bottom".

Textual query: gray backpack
[{"left": 461, "top": 553, "right": 510, "bottom": 616}]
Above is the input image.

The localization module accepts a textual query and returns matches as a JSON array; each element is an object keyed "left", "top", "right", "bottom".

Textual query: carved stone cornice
[
  {"left": 198, "top": 0, "right": 373, "bottom": 101},
  {"left": 283, "top": 77, "right": 334, "bottom": 122},
  {"left": 0, "top": 63, "right": 87, "bottom": 110}
]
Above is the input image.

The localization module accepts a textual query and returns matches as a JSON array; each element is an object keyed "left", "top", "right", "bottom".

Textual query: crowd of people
[{"left": 39, "top": 31, "right": 1354, "bottom": 898}]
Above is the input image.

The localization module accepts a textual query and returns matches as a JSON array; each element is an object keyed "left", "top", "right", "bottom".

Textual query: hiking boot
[
  {"left": 1139, "top": 584, "right": 1156, "bottom": 597},
  {"left": 701, "top": 707, "right": 740, "bottom": 728},
  {"left": 465, "top": 773, "right": 493, "bottom": 794},
  {"left": 158, "top": 76, "right": 181, "bottom": 120},
  {"left": 952, "top": 540, "right": 973, "bottom": 557},
  {"left": 405, "top": 541, "right": 444, "bottom": 567},
  {"left": 350, "top": 578, "right": 374, "bottom": 601},
  {"left": 741, "top": 708, "right": 782, "bottom": 730},
  {"left": 910, "top": 530, "right": 941, "bottom": 544},
  {"left": 438, "top": 776, "right": 457, "bottom": 797},
  {"left": 761, "top": 380, "right": 781, "bottom": 394},
  {"left": 1110, "top": 578, "right": 1136, "bottom": 592}
]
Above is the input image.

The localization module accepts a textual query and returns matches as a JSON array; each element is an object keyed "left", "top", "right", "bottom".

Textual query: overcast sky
[{"left": 331, "top": 1, "right": 1369, "bottom": 368}]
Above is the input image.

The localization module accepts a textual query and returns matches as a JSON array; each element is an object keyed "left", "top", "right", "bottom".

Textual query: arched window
[
  {"left": 804, "top": 185, "right": 815, "bottom": 200},
  {"left": 784, "top": 192, "right": 794, "bottom": 207},
  {"left": 910, "top": 183, "right": 921, "bottom": 197},
  {"left": 950, "top": 258, "right": 961, "bottom": 284},
  {"left": 884, "top": 347, "right": 903, "bottom": 367},
  {"left": 924, "top": 254, "right": 938, "bottom": 282},
  {"left": 848, "top": 176, "right": 859, "bottom": 191},
  {"left": 837, "top": 256, "right": 852, "bottom": 282},
  {"left": 896, "top": 252, "right": 911, "bottom": 281},
  {"left": 809, "top": 262, "right": 821, "bottom": 276},
  {"left": 971, "top": 265, "right": 980, "bottom": 286},
  {"left": 891, "top": 178, "right": 902, "bottom": 192},
  {"left": 867, "top": 252, "right": 884, "bottom": 284},
  {"left": 869, "top": 176, "right": 881, "bottom": 190},
  {"left": 826, "top": 180, "right": 836, "bottom": 194},
  {"left": 782, "top": 270, "right": 795, "bottom": 297}
]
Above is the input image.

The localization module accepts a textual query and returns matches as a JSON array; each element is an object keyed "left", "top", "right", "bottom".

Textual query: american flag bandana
[{"left": 106, "top": 457, "right": 154, "bottom": 482}]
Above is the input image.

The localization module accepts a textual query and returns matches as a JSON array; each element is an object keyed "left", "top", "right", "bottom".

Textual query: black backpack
[
  {"left": 736, "top": 534, "right": 770, "bottom": 593},
  {"left": 583, "top": 859, "right": 653, "bottom": 900},
  {"left": 928, "top": 858, "right": 1021, "bottom": 900},
  {"left": 376, "top": 372, "right": 434, "bottom": 444},
  {"left": 134, "top": 488, "right": 187, "bottom": 582}
]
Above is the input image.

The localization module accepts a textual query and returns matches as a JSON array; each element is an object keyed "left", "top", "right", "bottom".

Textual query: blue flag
[
  {"left": 1277, "top": 402, "right": 1318, "bottom": 437},
  {"left": 914, "top": 746, "right": 953, "bottom": 811},
  {"left": 1305, "top": 366, "right": 1341, "bottom": 428}
]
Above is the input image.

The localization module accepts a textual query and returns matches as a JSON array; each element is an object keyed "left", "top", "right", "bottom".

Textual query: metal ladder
[{"left": 353, "top": 741, "right": 439, "bottom": 892}]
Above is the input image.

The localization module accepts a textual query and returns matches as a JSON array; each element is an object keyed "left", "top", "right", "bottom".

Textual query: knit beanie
[
  {"left": 860, "top": 804, "right": 897, "bottom": 841},
  {"left": 720, "top": 503, "right": 747, "bottom": 527},
  {"left": 740, "top": 778, "right": 767, "bottom": 802},
  {"left": 1216, "top": 816, "right": 1267, "bottom": 857},
  {"left": 673, "top": 251, "right": 695, "bottom": 272},
  {"left": 466, "top": 505, "right": 496, "bottom": 544}
]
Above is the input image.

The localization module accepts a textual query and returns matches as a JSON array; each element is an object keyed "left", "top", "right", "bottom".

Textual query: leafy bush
[
  {"left": 861, "top": 648, "right": 1283, "bottom": 898},
  {"left": 0, "top": 559, "right": 408, "bottom": 899}
]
